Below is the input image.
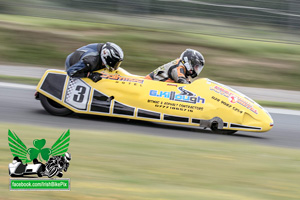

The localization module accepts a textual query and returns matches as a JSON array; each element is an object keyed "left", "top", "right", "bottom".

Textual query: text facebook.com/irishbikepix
[{"left": 8, "top": 129, "right": 71, "bottom": 191}]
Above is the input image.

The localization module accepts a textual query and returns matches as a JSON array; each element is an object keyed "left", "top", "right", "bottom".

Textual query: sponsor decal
[
  {"left": 210, "top": 85, "right": 258, "bottom": 114},
  {"left": 149, "top": 86, "right": 205, "bottom": 104},
  {"left": 228, "top": 94, "right": 238, "bottom": 103},
  {"left": 211, "top": 96, "right": 243, "bottom": 114},
  {"left": 147, "top": 99, "right": 203, "bottom": 113},
  {"left": 101, "top": 73, "right": 144, "bottom": 84},
  {"left": 8, "top": 130, "right": 71, "bottom": 191}
]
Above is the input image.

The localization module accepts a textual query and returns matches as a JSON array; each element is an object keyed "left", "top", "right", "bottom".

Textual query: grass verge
[
  {"left": 0, "top": 75, "right": 39, "bottom": 85},
  {"left": 0, "top": 14, "right": 300, "bottom": 90},
  {"left": 1, "top": 123, "right": 300, "bottom": 200},
  {"left": 257, "top": 100, "right": 300, "bottom": 111}
]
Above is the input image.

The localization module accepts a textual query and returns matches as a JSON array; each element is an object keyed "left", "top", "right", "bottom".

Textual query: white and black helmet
[
  {"left": 101, "top": 42, "right": 124, "bottom": 71},
  {"left": 180, "top": 49, "right": 205, "bottom": 78},
  {"left": 64, "top": 152, "right": 71, "bottom": 163}
]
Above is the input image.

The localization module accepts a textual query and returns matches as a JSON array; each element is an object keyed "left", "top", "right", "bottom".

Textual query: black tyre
[
  {"left": 9, "top": 169, "right": 21, "bottom": 177},
  {"left": 47, "top": 167, "right": 58, "bottom": 178},
  {"left": 40, "top": 94, "right": 72, "bottom": 116},
  {"left": 211, "top": 121, "right": 237, "bottom": 135},
  {"left": 37, "top": 166, "right": 44, "bottom": 177},
  {"left": 211, "top": 129, "right": 237, "bottom": 135}
]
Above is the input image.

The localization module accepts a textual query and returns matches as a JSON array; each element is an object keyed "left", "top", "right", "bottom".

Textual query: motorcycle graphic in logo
[{"left": 8, "top": 130, "right": 71, "bottom": 178}]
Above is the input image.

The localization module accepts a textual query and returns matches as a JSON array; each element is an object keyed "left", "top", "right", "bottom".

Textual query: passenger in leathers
[
  {"left": 65, "top": 42, "right": 124, "bottom": 82},
  {"left": 145, "top": 49, "right": 205, "bottom": 84}
]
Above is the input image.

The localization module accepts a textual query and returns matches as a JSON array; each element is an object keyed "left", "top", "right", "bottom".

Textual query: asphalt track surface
[{"left": 1, "top": 84, "right": 299, "bottom": 149}]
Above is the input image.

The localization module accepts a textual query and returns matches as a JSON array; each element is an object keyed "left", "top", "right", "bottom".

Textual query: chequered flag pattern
[{"left": 65, "top": 78, "right": 77, "bottom": 101}]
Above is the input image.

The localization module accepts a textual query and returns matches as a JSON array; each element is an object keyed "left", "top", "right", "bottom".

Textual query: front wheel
[
  {"left": 47, "top": 166, "right": 58, "bottom": 178},
  {"left": 40, "top": 94, "right": 72, "bottom": 116}
]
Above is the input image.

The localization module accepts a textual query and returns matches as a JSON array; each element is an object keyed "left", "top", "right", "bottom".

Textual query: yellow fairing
[{"left": 36, "top": 68, "right": 274, "bottom": 132}]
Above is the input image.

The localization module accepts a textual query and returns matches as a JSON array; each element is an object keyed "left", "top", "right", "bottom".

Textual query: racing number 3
[
  {"left": 73, "top": 86, "right": 86, "bottom": 103},
  {"left": 65, "top": 79, "right": 90, "bottom": 110}
]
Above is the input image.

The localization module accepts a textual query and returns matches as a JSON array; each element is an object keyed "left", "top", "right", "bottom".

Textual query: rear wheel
[
  {"left": 37, "top": 171, "right": 43, "bottom": 177},
  {"left": 40, "top": 94, "right": 72, "bottom": 116},
  {"left": 37, "top": 165, "right": 45, "bottom": 177}
]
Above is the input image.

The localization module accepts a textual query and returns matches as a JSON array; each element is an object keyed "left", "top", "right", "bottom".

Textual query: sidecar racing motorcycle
[
  {"left": 35, "top": 67, "right": 274, "bottom": 134},
  {"left": 9, "top": 157, "right": 44, "bottom": 177}
]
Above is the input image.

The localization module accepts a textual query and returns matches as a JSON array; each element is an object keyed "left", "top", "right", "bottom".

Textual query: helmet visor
[
  {"left": 194, "top": 63, "right": 204, "bottom": 76},
  {"left": 105, "top": 59, "right": 123, "bottom": 71},
  {"left": 113, "top": 60, "right": 122, "bottom": 70}
]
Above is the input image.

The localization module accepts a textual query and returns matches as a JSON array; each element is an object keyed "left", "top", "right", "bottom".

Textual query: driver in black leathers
[{"left": 65, "top": 42, "right": 124, "bottom": 82}]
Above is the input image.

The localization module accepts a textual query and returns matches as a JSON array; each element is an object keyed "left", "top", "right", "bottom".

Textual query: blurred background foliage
[{"left": 0, "top": 0, "right": 299, "bottom": 90}]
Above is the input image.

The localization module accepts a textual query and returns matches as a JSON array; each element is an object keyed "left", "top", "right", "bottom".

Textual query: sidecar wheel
[
  {"left": 211, "top": 129, "right": 237, "bottom": 135},
  {"left": 210, "top": 121, "right": 237, "bottom": 135},
  {"left": 40, "top": 94, "right": 72, "bottom": 116}
]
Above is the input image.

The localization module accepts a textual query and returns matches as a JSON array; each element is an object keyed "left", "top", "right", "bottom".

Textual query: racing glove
[
  {"left": 178, "top": 78, "right": 190, "bottom": 84},
  {"left": 88, "top": 72, "right": 102, "bottom": 82}
]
